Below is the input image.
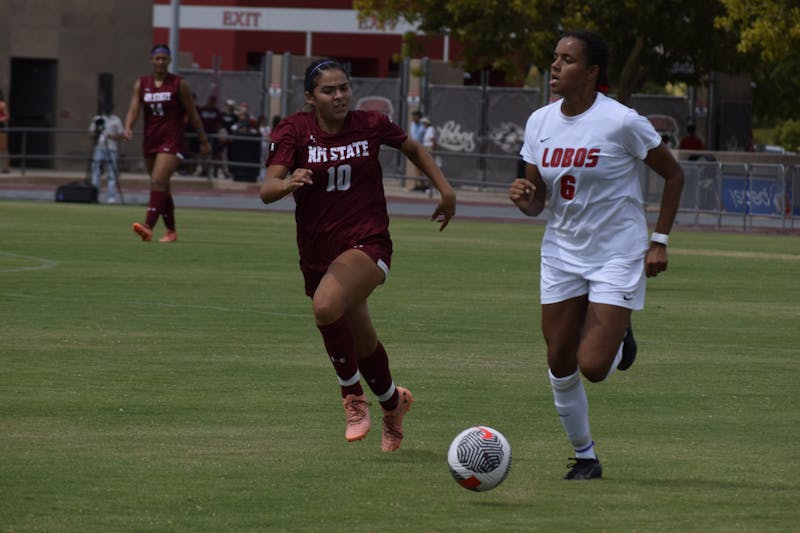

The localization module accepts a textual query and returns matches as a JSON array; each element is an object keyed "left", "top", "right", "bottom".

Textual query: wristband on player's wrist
[{"left": 650, "top": 231, "right": 669, "bottom": 246}]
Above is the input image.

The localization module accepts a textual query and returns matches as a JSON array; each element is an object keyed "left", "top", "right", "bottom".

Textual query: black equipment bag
[
  {"left": 55, "top": 181, "right": 99, "bottom": 203},
  {"left": 227, "top": 133, "right": 262, "bottom": 182}
]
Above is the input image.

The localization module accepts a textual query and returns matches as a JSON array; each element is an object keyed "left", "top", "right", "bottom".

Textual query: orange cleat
[
  {"left": 159, "top": 230, "right": 178, "bottom": 243},
  {"left": 381, "top": 386, "right": 414, "bottom": 452},
  {"left": 132, "top": 222, "right": 152, "bottom": 242},
  {"left": 342, "top": 393, "right": 371, "bottom": 442}
]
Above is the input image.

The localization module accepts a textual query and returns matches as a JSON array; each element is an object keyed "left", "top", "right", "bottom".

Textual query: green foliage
[
  {"left": 751, "top": 126, "right": 779, "bottom": 147},
  {"left": 778, "top": 119, "right": 800, "bottom": 151},
  {"left": 355, "top": 0, "right": 800, "bottom": 120},
  {"left": 355, "top": 0, "right": 741, "bottom": 103},
  {"left": 715, "top": 0, "right": 800, "bottom": 63},
  {"left": 718, "top": 0, "right": 800, "bottom": 121},
  {"left": 2, "top": 201, "right": 800, "bottom": 531}
]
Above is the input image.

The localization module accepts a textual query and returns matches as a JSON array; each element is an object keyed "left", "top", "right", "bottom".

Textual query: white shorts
[{"left": 540, "top": 255, "right": 646, "bottom": 310}]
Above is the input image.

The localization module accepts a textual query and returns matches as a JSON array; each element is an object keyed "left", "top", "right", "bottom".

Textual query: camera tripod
[{"left": 86, "top": 117, "right": 125, "bottom": 205}]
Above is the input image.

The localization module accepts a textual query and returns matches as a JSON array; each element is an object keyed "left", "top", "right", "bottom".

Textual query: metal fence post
[
  {"left": 281, "top": 52, "right": 291, "bottom": 118},
  {"left": 20, "top": 130, "right": 27, "bottom": 176},
  {"left": 261, "top": 51, "right": 272, "bottom": 121},
  {"left": 420, "top": 57, "right": 430, "bottom": 117},
  {"left": 479, "top": 70, "right": 489, "bottom": 189},
  {"left": 399, "top": 57, "right": 410, "bottom": 184}
]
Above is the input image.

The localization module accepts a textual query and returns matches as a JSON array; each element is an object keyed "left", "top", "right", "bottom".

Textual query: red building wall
[{"left": 152, "top": 0, "right": 453, "bottom": 77}]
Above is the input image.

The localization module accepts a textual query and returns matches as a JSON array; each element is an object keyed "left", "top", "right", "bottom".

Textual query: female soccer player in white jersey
[
  {"left": 260, "top": 58, "right": 456, "bottom": 452},
  {"left": 509, "top": 30, "right": 684, "bottom": 479}
]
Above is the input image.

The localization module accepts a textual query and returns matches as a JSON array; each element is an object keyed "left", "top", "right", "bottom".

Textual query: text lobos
[{"left": 541, "top": 147, "right": 600, "bottom": 168}]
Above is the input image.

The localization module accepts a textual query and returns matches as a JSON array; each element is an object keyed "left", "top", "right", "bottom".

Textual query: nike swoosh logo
[
  {"left": 540, "top": 137, "right": 550, "bottom": 142},
  {"left": 478, "top": 427, "right": 495, "bottom": 439},
  {"left": 623, "top": 295, "right": 632, "bottom": 301}
]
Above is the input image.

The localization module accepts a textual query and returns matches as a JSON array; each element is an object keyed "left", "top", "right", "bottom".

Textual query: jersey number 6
[{"left": 560, "top": 175, "right": 576, "bottom": 200}]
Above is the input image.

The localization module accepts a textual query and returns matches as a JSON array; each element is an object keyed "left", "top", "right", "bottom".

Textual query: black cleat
[
  {"left": 564, "top": 457, "right": 603, "bottom": 480},
  {"left": 618, "top": 324, "right": 637, "bottom": 371}
]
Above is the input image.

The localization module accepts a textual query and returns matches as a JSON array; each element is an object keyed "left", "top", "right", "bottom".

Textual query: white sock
[
  {"left": 549, "top": 368, "right": 596, "bottom": 459},
  {"left": 604, "top": 342, "right": 624, "bottom": 380},
  {"left": 337, "top": 371, "right": 361, "bottom": 387}
]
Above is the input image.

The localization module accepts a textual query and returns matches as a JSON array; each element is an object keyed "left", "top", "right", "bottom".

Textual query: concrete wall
[{"left": 0, "top": 1, "right": 152, "bottom": 169}]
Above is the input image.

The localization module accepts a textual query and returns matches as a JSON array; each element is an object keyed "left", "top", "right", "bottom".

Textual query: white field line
[{"left": 0, "top": 252, "right": 59, "bottom": 272}]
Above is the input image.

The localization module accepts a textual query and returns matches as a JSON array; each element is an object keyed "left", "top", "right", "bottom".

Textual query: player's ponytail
[{"left": 596, "top": 72, "right": 610, "bottom": 95}]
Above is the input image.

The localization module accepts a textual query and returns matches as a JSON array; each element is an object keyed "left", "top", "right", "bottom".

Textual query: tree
[
  {"left": 715, "top": 0, "right": 800, "bottom": 63},
  {"left": 354, "top": 0, "right": 742, "bottom": 104},
  {"left": 715, "top": 0, "right": 800, "bottom": 121}
]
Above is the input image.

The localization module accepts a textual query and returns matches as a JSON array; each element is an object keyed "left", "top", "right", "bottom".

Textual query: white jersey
[{"left": 520, "top": 93, "right": 661, "bottom": 266}]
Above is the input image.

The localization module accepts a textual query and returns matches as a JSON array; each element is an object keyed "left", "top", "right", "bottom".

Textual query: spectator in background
[
  {"left": 406, "top": 110, "right": 426, "bottom": 190},
  {"left": 231, "top": 106, "right": 258, "bottom": 136},
  {"left": 239, "top": 102, "right": 251, "bottom": 121},
  {"left": 0, "top": 89, "right": 10, "bottom": 173},
  {"left": 180, "top": 92, "right": 201, "bottom": 175},
  {"left": 88, "top": 106, "right": 124, "bottom": 203},
  {"left": 218, "top": 99, "right": 238, "bottom": 178},
  {"left": 198, "top": 95, "right": 223, "bottom": 177},
  {"left": 227, "top": 106, "right": 260, "bottom": 181},
  {"left": 221, "top": 99, "right": 237, "bottom": 134},
  {"left": 414, "top": 116, "right": 437, "bottom": 191},
  {"left": 421, "top": 116, "right": 437, "bottom": 153},
  {"left": 409, "top": 110, "right": 425, "bottom": 144},
  {"left": 679, "top": 124, "right": 705, "bottom": 150},
  {"left": 257, "top": 114, "right": 281, "bottom": 181}
]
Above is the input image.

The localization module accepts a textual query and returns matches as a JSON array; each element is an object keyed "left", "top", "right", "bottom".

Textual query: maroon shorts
[
  {"left": 302, "top": 234, "right": 393, "bottom": 297},
  {"left": 143, "top": 139, "right": 185, "bottom": 159}
]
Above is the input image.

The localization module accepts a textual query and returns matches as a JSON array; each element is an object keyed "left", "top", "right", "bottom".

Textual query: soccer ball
[{"left": 447, "top": 426, "right": 512, "bottom": 491}]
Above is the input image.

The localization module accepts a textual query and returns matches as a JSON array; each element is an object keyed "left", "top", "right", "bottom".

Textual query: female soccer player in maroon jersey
[
  {"left": 260, "top": 58, "right": 456, "bottom": 452},
  {"left": 123, "top": 44, "right": 210, "bottom": 242}
]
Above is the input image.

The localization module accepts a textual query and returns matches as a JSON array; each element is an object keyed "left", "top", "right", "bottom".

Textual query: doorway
[{"left": 9, "top": 58, "right": 57, "bottom": 169}]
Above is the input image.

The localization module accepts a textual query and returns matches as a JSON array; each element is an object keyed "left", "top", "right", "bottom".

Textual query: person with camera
[{"left": 88, "top": 106, "right": 124, "bottom": 203}]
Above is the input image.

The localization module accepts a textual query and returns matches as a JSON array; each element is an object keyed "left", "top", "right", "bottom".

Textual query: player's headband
[
  {"left": 151, "top": 46, "right": 171, "bottom": 57},
  {"left": 304, "top": 61, "right": 338, "bottom": 92}
]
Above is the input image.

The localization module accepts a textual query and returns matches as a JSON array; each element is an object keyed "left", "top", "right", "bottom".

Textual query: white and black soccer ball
[{"left": 447, "top": 426, "right": 512, "bottom": 491}]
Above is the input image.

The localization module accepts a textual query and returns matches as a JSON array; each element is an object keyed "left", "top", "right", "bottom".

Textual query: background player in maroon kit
[
  {"left": 260, "top": 58, "right": 456, "bottom": 452},
  {"left": 123, "top": 44, "right": 210, "bottom": 242},
  {"left": 198, "top": 95, "right": 223, "bottom": 177}
]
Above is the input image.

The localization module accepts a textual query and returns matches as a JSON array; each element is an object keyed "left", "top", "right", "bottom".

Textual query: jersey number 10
[{"left": 326, "top": 164, "right": 352, "bottom": 192}]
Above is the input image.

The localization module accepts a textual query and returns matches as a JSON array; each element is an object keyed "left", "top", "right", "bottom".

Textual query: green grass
[{"left": 1, "top": 200, "right": 799, "bottom": 532}]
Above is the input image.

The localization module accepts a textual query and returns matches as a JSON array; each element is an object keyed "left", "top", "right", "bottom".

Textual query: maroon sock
[
  {"left": 359, "top": 341, "right": 399, "bottom": 410},
  {"left": 145, "top": 191, "right": 167, "bottom": 229},
  {"left": 162, "top": 194, "right": 176, "bottom": 231},
  {"left": 317, "top": 316, "right": 363, "bottom": 398}
]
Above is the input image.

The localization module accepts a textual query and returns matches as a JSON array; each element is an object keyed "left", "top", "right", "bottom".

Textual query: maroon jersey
[
  {"left": 199, "top": 105, "right": 222, "bottom": 134},
  {"left": 139, "top": 74, "right": 186, "bottom": 157},
  {"left": 267, "top": 110, "right": 407, "bottom": 273}
]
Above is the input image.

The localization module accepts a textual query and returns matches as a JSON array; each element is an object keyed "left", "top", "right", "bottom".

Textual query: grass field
[{"left": 1, "top": 200, "right": 799, "bottom": 532}]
